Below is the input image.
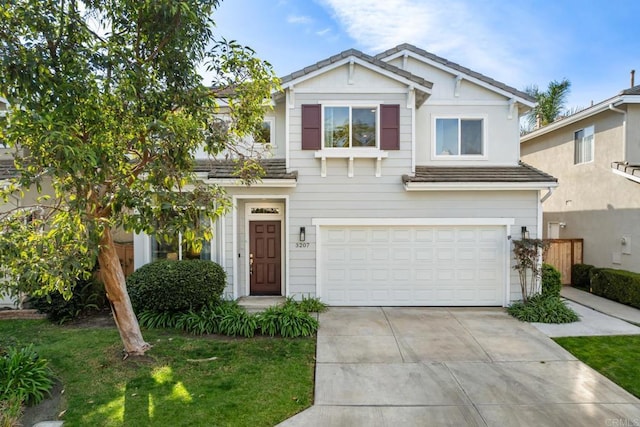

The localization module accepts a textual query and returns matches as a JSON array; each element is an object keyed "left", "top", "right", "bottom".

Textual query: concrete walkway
[
  {"left": 279, "top": 306, "right": 640, "bottom": 427},
  {"left": 561, "top": 286, "right": 640, "bottom": 325}
]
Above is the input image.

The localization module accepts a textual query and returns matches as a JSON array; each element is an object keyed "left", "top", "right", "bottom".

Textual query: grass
[
  {"left": 0, "top": 319, "right": 316, "bottom": 427},
  {"left": 554, "top": 335, "right": 640, "bottom": 398}
]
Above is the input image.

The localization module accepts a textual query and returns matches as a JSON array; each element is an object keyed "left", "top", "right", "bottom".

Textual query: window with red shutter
[{"left": 301, "top": 104, "right": 321, "bottom": 150}]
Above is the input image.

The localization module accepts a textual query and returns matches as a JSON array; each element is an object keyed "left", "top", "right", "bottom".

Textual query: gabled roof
[
  {"left": 279, "top": 48, "right": 433, "bottom": 104},
  {"left": 402, "top": 162, "right": 557, "bottom": 191},
  {"left": 521, "top": 84, "right": 640, "bottom": 142},
  {"left": 376, "top": 43, "right": 535, "bottom": 105}
]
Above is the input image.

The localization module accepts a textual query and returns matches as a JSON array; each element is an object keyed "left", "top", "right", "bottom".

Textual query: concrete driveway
[{"left": 280, "top": 307, "right": 640, "bottom": 426}]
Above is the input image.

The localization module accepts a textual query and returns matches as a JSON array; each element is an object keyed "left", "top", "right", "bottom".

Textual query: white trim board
[{"left": 311, "top": 218, "right": 515, "bottom": 226}]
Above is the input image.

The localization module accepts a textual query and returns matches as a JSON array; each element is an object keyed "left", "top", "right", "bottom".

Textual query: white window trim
[
  {"left": 321, "top": 104, "right": 380, "bottom": 150},
  {"left": 263, "top": 116, "right": 276, "bottom": 148},
  {"left": 431, "top": 115, "right": 488, "bottom": 160},
  {"left": 573, "top": 125, "right": 595, "bottom": 165}
]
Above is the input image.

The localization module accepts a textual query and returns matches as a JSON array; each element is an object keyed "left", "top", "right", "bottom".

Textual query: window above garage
[{"left": 433, "top": 117, "right": 486, "bottom": 159}]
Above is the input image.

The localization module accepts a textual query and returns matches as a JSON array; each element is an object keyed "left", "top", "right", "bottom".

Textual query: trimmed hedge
[
  {"left": 127, "top": 259, "right": 226, "bottom": 313},
  {"left": 590, "top": 268, "right": 640, "bottom": 309},
  {"left": 541, "top": 263, "right": 562, "bottom": 298},
  {"left": 571, "top": 263, "right": 594, "bottom": 290}
]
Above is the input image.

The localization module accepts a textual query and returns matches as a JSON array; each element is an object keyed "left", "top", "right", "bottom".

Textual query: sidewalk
[{"left": 561, "top": 286, "right": 640, "bottom": 325}]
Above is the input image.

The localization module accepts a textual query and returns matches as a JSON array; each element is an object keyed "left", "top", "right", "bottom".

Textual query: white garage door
[{"left": 319, "top": 225, "right": 506, "bottom": 306}]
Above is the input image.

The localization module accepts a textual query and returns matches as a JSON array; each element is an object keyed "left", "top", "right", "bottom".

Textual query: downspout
[
  {"left": 540, "top": 186, "right": 554, "bottom": 203},
  {"left": 609, "top": 104, "right": 627, "bottom": 160}
]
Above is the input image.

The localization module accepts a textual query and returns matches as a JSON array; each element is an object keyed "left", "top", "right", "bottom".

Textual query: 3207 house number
[{"left": 295, "top": 242, "right": 310, "bottom": 248}]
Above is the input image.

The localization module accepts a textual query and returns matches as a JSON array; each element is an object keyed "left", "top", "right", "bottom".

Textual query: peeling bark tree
[{"left": 0, "top": 0, "right": 278, "bottom": 356}]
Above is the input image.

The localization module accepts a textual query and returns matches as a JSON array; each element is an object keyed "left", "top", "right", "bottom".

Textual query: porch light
[
  {"left": 521, "top": 226, "right": 529, "bottom": 239},
  {"left": 299, "top": 227, "right": 306, "bottom": 242}
]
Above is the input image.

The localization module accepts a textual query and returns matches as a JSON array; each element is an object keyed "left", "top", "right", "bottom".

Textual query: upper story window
[
  {"left": 256, "top": 117, "right": 274, "bottom": 146},
  {"left": 324, "top": 106, "right": 377, "bottom": 148},
  {"left": 434, "top": 118, "right": 484, "bottom": 157},
  {"left": 574, "top": 125, "right": 594, "bottom": 164}
]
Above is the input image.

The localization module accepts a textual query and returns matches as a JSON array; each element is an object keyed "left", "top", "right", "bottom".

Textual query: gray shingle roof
[
  {"left": 0, "top": 159, "right": 17, "bottom": 180},
  {"left": 279, "top": 48, "right": 433, "bottom": 90},
  {"left": 402, "top": 162, "right": 557, "bottom": 184},
  {"left": 376, "top": 43, "right": 535, "bottom": 103},
  {"left": 620, "top": 85, "right": 640, "bottom": 96},
  {"left": 196, "top": 158, "right": 297, "bottom": 180}
]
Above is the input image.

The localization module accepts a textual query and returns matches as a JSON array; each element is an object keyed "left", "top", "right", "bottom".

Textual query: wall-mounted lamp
[
  {"left": 559, "top": 222, "right": 567, "bottom": 229},
  {"left": 521, "top": 226, "right": 530, "bottom": 239},
  {"left": 299, "top": 227, "right": 306, "bottom": 242}
]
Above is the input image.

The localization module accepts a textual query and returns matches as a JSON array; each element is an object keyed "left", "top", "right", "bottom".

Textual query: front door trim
[{"left": 244, "top": 201, "right": 285, "bottom": 297}]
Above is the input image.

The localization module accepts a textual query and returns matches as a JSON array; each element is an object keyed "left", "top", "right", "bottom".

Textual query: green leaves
[{"left": 0, "top": 344, "right": 54, "bottom": 406}]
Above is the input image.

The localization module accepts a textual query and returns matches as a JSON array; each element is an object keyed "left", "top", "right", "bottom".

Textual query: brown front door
[{"left": 249, "top": 221, "right": 282, "bottom": 295}]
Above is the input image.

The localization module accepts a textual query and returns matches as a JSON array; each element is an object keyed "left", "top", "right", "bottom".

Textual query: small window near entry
[
  {"left": 574, "top": 125, "right": 594, "bottom": 164},
  {"left": 435, "top": 118, "right": 484, "bottom": 156}
]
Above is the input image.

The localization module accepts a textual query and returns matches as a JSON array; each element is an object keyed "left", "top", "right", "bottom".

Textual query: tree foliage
[
  {"left": 0, "top": 0, "right": 278, "bottom": 354},
  {"left": 522, "top": 78, "right": 571, "bottom": 132}
]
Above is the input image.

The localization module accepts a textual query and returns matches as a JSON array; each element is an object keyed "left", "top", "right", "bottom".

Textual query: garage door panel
[{"left": 320, "top": 225, "right": 505, "bottom": 306}]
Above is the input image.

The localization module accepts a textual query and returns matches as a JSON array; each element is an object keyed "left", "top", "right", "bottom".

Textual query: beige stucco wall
[{"left": 521, "top": 108, "right": 640, "bottom": 272}]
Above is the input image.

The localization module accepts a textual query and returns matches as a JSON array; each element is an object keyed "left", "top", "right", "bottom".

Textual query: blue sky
[{"left": 211, "top": 0, "right": 640, "bottom": 110}]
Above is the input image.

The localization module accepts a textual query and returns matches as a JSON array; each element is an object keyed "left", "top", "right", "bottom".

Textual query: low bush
[
  {"left": 0, "top": 345, "right": 54, "bottom": 407},
  {"left": 296, "top": 295, "right": 328, "bottom": 313},
  {"left": 508, "top": 294, "right": 579, "bottom": 323},
  {"left": 29, "top": 277, "right": 108, "bottom": 324},
  {"left": 541, "top": 263, "right": 562, "bottom": 298},
  {"left": 139, "top": 300, "right": 319, "bottom": 338},
  {"left": 571, "top": 264, "right": 594, "bottom": 290},
  {"left": 591, "top": 268, "right": 640, "bottom": 309},
  {"left": 127, "top": 259, "right": 226, "bottom": 313},
  {"left": 256, "top": 305, "right": 318, "bottom": 338}
]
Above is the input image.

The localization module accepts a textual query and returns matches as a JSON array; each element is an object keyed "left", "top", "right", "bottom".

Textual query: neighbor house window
[
  {"left": 574, "top": 125, "right": 594, "bottom": 164},
  {"left": 435, "top": 118, "right": 484, "bottom": 156},
  {"left": 324, "top": 106, "right": 377, "bottom": 148},
  {"left": 151, "top": 213, "right": 211, "bottom": 262}
]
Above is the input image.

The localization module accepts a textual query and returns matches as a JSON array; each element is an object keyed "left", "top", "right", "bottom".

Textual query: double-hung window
[
  {"left": 324, "top": 106, "right": 377, "bottom": 148},
  {"left": 435, "top": 118, "right": 484, "bottom": 156},
  {"left": 574, "top": 125, "right": 594, "bottom": 164}
]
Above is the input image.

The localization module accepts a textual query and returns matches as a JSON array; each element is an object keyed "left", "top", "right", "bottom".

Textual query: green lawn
[
  {"left": 554, "top": 335, "right": 640, "bottom": 398},
  {"left": 0, "top": 319, "right": 316, "bottom": 427}
]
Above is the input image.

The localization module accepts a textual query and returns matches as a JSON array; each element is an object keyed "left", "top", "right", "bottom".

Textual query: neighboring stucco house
[
  {"left": 134, "top": 43, "right": 557, "bottom": 307},
  {"left": 521, "top": 85, "right": 640, "bottom": 273}
]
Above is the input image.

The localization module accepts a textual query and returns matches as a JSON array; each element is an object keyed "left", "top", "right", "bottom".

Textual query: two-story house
[
  {"left": 521, "top": 84, "right": 640, "bottom": 274},
  {"left": 132, "top": 43, "right": 557, "bottom": 307}
]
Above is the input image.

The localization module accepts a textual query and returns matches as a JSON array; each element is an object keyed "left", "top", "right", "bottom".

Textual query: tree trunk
[{"left": 98, "top": 228, "right": 150, "bottom": 356}]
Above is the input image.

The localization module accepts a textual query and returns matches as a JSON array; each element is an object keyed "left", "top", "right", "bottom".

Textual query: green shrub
[
  {"left": 217, "top": 304, "right": 257, "bottom": 338},
  {"left": 571, "top": 264, "right": 594, "bottom": 290},
  {"left": 296, "top": 295, "right": 328, "bottom": 313},
  {"left": 127, "top": 259, "right": 226, "bottom": 313},
  {"left": 29, "top": 277, "right": 108, "bottom": 324},
  {"left": 0, "top": 397, "right": 23, "bottom": 427},
  {"left": 257, "top": 305, "right": 318, "bottom": 338},
  {"left": 591, "top": 268, "right": 640, "bottom": 309},
  {"left": 0, "top": 345, "right": 54, "bottom": 406},
  {"left": 541, "top": 263, "right": 562, "bottom": 298},
  {"left": 138, "top": 310, "right": 181, "bottom": 329},
  {"left": 508, "top": 294, "right": 579, "bottom": 323}
]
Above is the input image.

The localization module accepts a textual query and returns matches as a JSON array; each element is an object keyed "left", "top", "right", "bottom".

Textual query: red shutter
[
  {"left": 301, "top": 104, "right": 321, "bottom": 150},
  {"left": 380, "top": 104, "right": 400, "bottom": 150}
]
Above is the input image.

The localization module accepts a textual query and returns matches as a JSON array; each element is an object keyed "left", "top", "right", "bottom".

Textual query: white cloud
[
  {"left": 317, "top": 0, "right": 546, "bottom": 88},
  {"left": 316, "top": 27, "right": 331, "bottom": 36},
  {"left": 287, "top": 14, "right": 313, "bottom": 25}
]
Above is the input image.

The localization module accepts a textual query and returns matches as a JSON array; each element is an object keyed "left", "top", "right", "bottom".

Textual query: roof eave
[
  {"left": 203, "top": 178, "right": 297, "bottom": 188},
  {"left": 280, "top": 55, "right": 433, "bottom": 96},
  {"left": 378, "top": 47, "right": 535, "bottom": 106},
  {"left": 521, "top": 94, "right": 640, "bottom": 142},
  {"left": 403, "top": 181, "right": 559, "bottom": 191}
]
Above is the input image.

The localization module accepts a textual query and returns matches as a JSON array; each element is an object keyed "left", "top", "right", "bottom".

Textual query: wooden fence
[{"left": 543, "top": 239, "right": 583, "bottom": 285}]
